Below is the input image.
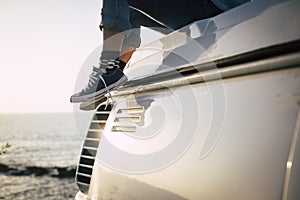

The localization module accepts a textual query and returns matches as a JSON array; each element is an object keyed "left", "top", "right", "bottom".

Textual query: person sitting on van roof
[{"left": 70, "top": 0, "right": 249, "bottom": 103}]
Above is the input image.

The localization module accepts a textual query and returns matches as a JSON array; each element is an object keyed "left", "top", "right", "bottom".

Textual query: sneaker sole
[
  {"left": 79, "top": 96, "right": 107, "bottom": 111},
  {"left": 70, "top": 75, "right": 127, "bottom": 103}
]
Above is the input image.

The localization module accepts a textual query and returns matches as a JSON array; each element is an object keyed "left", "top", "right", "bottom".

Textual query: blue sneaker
[{"left": 70, "top": 67, "right": 127, "bottom": 103}]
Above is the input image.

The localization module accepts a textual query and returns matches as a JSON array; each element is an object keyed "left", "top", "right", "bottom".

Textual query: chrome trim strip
[
  {"left": 123, "top": 40, "right": 300, "bottom": 88},
  {"left": 114, "top": 52, "right": 300, "bottom": 96},
  {"left": 114, "top": 116, "right": 141, "bottom": 123},
  {"left": 91, "top": 120, "right": 107, "bottom": 123},
  {"left": 88, "top": 129, "right": 102, "bottom": 132},
  {"left": 85, "top": 138, "right": 100, "bottom": 141},
  {"left": 76, "top": 103, "right": 112, "bottom": 193},
  {"left": 80, "top": 155, "right": 96, "bottom": 160},
  {"left": 77, "top": 173, "right": 92, "bottom": 178},
  {"left": 79, "top": 164, "right": 94, "bottom": 169},
  {"left": 82, "top": 146, "right": 98, "bottom": 151},
  {"left": 111, "top": 126, "right": 137, "bottom": 133},
  {"left": 282, "top": 108, "right": 300, "bottom": 200},
  {"left": 94, "top": 111, "right": 111, "bottom": 114},
  {"left": 118, "top": 107, "right": 145, "bottom": 114}
]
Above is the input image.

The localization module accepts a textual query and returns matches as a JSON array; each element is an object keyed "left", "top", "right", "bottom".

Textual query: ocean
[{"left": 0, "top": 113, "right": 83, "bottom": 199}]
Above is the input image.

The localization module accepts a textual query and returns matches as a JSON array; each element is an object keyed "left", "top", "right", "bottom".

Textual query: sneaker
[{"left": 70, "top": 68, "right": 127, "bottom": 103}]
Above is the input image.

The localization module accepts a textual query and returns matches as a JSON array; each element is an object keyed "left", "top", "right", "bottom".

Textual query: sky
[
  {"left": 0, "top": 0, "right": 164, "bottom": 113},
  {"left": 0, "top": 0, "right": 103, "bottom": 113}
]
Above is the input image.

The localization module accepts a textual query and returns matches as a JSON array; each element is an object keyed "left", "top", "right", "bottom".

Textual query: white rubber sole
[{"left": 70, "top": 76, "right": 127, "bottom": 103}]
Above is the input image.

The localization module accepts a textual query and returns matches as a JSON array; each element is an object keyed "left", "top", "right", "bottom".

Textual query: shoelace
[
  {"left": 98, "top": 75, "right": 114, "bottom": 103},
  {"left": 81, "top": 67, "right": 106, "bottom": 93},
  {"left": 98, "top": 58, "right": 119, "bottom": 103},
  {"left": 82, "top": 58, "right": 116, "bottom": 92},
  {"left": 82, "top": 59, "right": 119, "bottom": 102},
  {"left": 82, "top": 68, "right": 114, "bottom": 103}
]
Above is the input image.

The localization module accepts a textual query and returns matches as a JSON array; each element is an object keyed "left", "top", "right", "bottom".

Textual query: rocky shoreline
[
  {"left": 0, "top": 163, "right": 78, "bottom": 199},
  {"left": 0, "top": 163, "right": 76, "bottom": 178},
  {"left": 0, "top": 174, "right": 78, "bottom": 200}
]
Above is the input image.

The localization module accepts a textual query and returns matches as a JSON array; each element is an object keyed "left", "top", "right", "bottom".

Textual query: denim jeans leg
[
  {"left": 123, "top": 8, "right": 173, "bottom": 48},
  {"left": 101, "top": 0, "right": 132, "bottom": 33},
  {"left": 124, "top": 0, "right": 222, "bottom": 48},
  {"left": 128, "top": 0, "right": 222, "bottom": 29}
]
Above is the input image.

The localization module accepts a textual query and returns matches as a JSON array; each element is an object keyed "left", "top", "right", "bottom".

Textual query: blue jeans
[{"left": 101, "top": 0, "right": 222, "bottom": 48}]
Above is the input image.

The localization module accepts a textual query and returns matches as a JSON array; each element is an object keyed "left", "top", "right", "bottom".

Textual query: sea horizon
[{"left": 0, "top": 112, "right": 82, "bottom": 199}]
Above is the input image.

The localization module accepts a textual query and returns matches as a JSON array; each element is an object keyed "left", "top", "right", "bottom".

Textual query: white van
[{"left": 74, "top": 0, "right": 300, "bottom": 199}]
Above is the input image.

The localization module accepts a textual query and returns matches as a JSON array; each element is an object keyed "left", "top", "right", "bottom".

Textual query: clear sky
[
  {"left": 0, "top": 0, "right": 102, "bottom": 113},
  {"left": 0, "top": 0, "right": 164, "bottom": 113}
]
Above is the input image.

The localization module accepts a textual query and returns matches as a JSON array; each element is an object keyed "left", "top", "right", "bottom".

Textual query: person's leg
[
  {"left": 119, "top": 0, "right": 222, "bottom": 75},
  {"left": 120, "top": 7, "right": 172, "bottom": 64},
  {"left": 119, "top": 44, "right": 135, "bottom": 64},
  {"left": 126, "top": 0, "right": 222, "bottom": 72},
  {"left": 128, "top": 0, "right": 222, "bottom": 30},
  {"left": 99, "top": 0, "right": 132, "bottom": 72},
  {"left": 119, "top": 0, "right": 222, "bottom": 64},
  {"left": 102, "top": 29, "right": 124, "bottom": 52},
  {"left": 70, "top": 0, "right": 131, "bottom": 103},
  {"left": 101, "top": 29, "right": 124, "bottom": 74}
]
